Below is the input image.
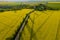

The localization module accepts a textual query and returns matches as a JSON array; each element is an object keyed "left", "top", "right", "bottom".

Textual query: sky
[
  {"left": 0, "top": 0, "right": 41, "bottom": 1},
  {"left": 0, "top": 0, "right": 59, "bottom": 2}
]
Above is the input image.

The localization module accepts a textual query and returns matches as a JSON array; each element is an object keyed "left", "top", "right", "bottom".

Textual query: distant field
[
  {"left": 0, "top": 2, "right": 60, "bottom": 9},
  {"left": 48, "top": 2, "right": 60, "bottom": 3},
  {"left": 0, "top": 2, "right": 21, "bottom": 6},
  {"left": 47, "top": 2, "right": 60, "bottom": 9}
]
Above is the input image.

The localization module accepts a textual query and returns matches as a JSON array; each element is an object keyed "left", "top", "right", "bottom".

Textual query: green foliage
[
  {"left": 34, "top": 4, "right": 47, "bottom": 11},
  {"left": 0, "top": 10, "right": 4, "bottom": 12}
]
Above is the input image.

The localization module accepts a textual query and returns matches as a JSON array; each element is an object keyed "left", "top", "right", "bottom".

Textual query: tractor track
[{"left": 14, "top": 10, "right": 35, "bottom": 40}]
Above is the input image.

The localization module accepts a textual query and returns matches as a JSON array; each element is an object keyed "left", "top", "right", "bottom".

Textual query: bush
[
  {"left": 0, "top": 10, "right": 4, "bottom": 12},
  {"left": 34, "top": 4, "right": 47, "bottom": 11}
]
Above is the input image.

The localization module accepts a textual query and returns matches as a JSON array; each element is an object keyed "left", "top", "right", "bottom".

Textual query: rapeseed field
[{"left": 20, "top": 10, "right": 60, "bottom": 40}]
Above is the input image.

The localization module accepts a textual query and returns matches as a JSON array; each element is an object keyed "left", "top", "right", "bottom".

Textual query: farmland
[
  {"left": 47, "top": 2, "right": 60, "bottom": 9},
  {"left": 20, "top": 10, "right": 60, "bottom": 40},
  {"left": 0, "top": 1, "right": 60, "bottom": 40},
  {"left": 0, "top": 9, "right": 60, "bottom": 40}
]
